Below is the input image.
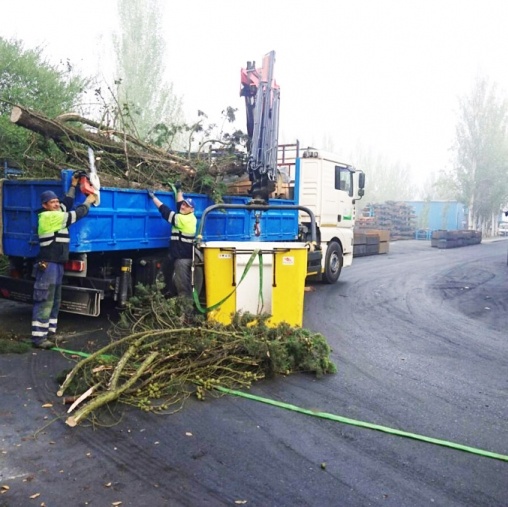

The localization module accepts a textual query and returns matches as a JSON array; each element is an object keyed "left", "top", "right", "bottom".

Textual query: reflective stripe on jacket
[
  {"left": 158, "top": 203, "right": 197, "bottom": 259},
  {"left": 37, "top": 196, "right": 89, "bottom": 263}
]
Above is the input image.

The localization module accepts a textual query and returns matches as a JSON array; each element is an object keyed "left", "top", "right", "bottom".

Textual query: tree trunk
[{"left": 10, "top": 105, "right": 131, "bottom": 154}]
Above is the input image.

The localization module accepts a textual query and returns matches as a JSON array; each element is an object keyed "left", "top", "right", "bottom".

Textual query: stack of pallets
[
  {"left": 357, "top": 201, "right": 416, "bottom": 240},
  {"left": 430, "top": 230, "right": 482, "bottom": 248},
  {"left": 353, "top": 229, "right": 390, "bottom": 257}
]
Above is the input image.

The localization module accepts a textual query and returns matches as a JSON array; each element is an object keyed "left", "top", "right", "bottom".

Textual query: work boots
[{"left": 33, "top": 339, "right": 54, "bottom": 349}]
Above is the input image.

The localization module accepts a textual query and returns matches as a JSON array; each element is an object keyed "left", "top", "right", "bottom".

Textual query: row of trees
[{"left": 444, "top": 77, "right": 508, "bottom": 233}]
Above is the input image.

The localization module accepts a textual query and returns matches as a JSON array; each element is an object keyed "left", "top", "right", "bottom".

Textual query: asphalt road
[{"left": 1, "top": 239, "right": 507, "bottom": 506}]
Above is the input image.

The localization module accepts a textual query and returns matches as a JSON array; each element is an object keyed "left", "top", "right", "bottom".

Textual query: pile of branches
[
  {"left": 57, "top": 285, "right": 336, "bottom": 427},
  {"left": 9, "top": 105, "right": 247, "bottom": 197}
]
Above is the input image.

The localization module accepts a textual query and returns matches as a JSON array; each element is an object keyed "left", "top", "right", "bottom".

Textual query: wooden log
[
  {"left": 11, "top": 105, "right": 117, "bottom": 149},
  {"left": 66, "top": 351, "right": 159, "bottom": 427},
  {"left": 9, "top": 105, "right": 251, "bottom": 189},
  {"left": 10, "top": 105, "right": 197, "bottom": 177}
]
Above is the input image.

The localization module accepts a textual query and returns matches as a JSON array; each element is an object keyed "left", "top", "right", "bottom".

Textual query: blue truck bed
[{"left": 1, "top": 170, "right": 299, "bottom": 258}]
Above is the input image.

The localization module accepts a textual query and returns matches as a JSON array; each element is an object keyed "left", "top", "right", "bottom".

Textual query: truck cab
[{"left": 276, "top": 143, "right": 365, "bottom": 282}]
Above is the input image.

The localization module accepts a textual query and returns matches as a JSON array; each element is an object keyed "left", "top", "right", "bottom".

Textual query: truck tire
[{"left": 323, "top": 241, "right": 343, "bottom": 284}]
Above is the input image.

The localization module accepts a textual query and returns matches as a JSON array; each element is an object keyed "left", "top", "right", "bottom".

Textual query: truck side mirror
[{"left": 358, "top": 172, "right": 366, "bottom": 189}]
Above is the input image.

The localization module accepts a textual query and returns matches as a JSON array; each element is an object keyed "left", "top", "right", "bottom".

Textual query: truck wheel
[{"left": 323, "top": 241, "right": 343, "bottom": 284}]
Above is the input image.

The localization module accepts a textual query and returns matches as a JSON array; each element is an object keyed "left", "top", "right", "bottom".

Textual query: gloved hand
[
  {"left": 71, "top": 171, "right": 81, "bottom": 187},
  {"left": 174, "top": 181, "right": 182, "bottom": 191},
  {"left": 85, "top": 193, "right": 97, "bottom": 205},
  {"left": 147, "top": 189, "right": 155, "bottom": 199}
]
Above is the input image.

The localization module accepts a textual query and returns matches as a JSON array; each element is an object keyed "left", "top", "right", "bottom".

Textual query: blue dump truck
[
  {"left": 0, "top": 52, "right": 365, "bottom": 322},
  {"left": 0, "top": 168, "right": 299, "bottom": 316},
  {"left": 0, "top": 145, "right": 365, "bottom": 321}
]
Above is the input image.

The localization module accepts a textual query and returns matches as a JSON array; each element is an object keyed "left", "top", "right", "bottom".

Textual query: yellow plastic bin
[{"left": 202, "top": 241, "right": 308, "bottom": 327}]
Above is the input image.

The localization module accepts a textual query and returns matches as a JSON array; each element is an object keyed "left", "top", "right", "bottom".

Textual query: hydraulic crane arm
[{"left": 240, "top": 50, "right": 280, "bottom": 202}]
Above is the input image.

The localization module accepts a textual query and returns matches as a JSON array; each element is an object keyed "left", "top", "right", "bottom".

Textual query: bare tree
[
  {"left": 417, "top": 170, "right": 455, "bottom": 201},
  {"left": 350, "top": 144, "right": 415, "bottom": 203}
]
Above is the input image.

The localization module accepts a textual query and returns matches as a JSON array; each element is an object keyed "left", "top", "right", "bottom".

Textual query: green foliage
[
  {"left": 116, "top": 283, "right": 204, "bottom": 331},
  {"left": 117, "top": 284, "right": 337, "bottom": 380},
  {"left": 59, "top": 284, "right": 336, "bottom": 423},
  {"left": 227, "top": 313, "right": 336, "bottom": 377},
  {"left": 0, "top": 38, "right": 86, "bottom": 115},
  {"left": 0, "top": 34, "right": 246, "bottom": 197},
  {"left": 109, "top": 0, "right": 246, "bottom": 183},
  {"left": 0, "top": 338, "right": 31, "bottom": 354},
  {"left": 0, "top": 254, "right": 9, "bottom": 275},
  {"left": 146, "top": 121, "right": 187, "bottom": 150},
  {"left": 113, "top": 0, "right": 183, "bottom": 142},
  {"left": 0, "top": 37, "right": 90, "bottom": 171},
  {"left": 190, "top": 160, "right": 228, "bottom": 202}
]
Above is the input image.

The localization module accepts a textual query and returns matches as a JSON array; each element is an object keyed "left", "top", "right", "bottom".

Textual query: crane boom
[{"left": 240, "top": 50, "right": 280, "bottom": 202}]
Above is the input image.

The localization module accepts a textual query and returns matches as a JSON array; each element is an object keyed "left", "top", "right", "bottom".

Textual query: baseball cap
[
  {"left": 41, "top": 190, "right": 59, "bottom": 204},
  {"left": 182, "top": 197, "right": 195, "bottom": 208}
]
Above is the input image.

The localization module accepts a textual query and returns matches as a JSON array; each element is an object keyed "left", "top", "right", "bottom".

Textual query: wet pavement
[{"left": 1, "top": 239, "right": 507, "bottom": 506}]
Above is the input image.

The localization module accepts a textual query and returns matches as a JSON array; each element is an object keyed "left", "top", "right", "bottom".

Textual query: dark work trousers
[
  {"left": 31, "top": 262, "right": 64, "bottom": 345},
  {"left": 174, "top": 258, "right": 193, "bottom": 298}
]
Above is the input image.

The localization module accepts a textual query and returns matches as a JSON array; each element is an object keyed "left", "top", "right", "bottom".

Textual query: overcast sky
[{"left": 2, "top": 0, "right": 508, "bottom": 187}]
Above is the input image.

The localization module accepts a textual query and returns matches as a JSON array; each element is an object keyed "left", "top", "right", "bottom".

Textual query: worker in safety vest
[
  {"left": 32, "top": 175, "right": 98, "bottom": 349},
  {"left": 148, "top": 182, "right": 197, "bottom": 298}
]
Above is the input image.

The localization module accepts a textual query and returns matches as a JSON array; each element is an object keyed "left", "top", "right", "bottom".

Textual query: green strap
[
  {"left": 46, "top": 345, "right": 508, "bottom": 462},
  {"left": 51, "top": 347, "right": 116, "bottom": 361},
  {"left": 193, "top": 249, "right": 261, "bottom": 314},
  {"left": 165, "top": 181, "right": 178, "bottom": 196},
  {"left": 257, "top": 252, "right": 264, "bottom": 313},
  {"left": 216, "top": 386, "right": 508, "bottom": 462}
]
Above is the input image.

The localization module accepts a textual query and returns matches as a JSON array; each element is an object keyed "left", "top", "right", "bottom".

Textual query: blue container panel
[
  {"left": 204, "top": 210, "right": 249, "bottom": 240},
  {"left": 2, "top": 171, "right": 299, "bottom": 258},
  {"left": 408, "top": 201, "right": 466, "bottom": 231},
  {"left": 3, "top": 180, "right": 63, "bottom": 257},
  {"left": 70, "top": 188, "right": 214, "bottom": 253},
  {"left": 70, "top": 211, "right": 170, "bottom": 251},
  {"left": 202, "top": 198, "right": 299, "bottom": 241},
  {"left": 70, "top": 188, "right": 174, "bottom": 252}
]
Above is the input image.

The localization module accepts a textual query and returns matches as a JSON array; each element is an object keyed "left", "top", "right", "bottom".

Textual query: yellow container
[{"left": 202, "top": 241, "right": 308, "bottom": 327}]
